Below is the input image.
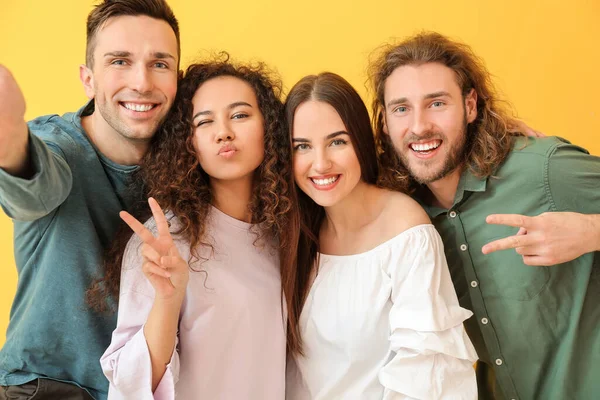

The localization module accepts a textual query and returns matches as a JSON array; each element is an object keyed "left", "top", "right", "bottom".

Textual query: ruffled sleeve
[
  {"left": 378, "top": 225, "right": 478, "bottom": 399},
  {"left": 100, "top": 214, "right": 186, "bottom": 400}
]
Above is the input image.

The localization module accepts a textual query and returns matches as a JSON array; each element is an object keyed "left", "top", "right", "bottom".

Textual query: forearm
[
  {"left": 0, "top": 119, "right": 31, "bottom": 177},
  {"left": 144, "top": 297, "right": 182, "bottom": 392}
]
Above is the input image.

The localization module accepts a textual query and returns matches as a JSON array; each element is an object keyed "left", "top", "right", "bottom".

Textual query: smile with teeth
[
  {"left": 122, "top": 102, "right": 156, "bottom": 112},
  {"left": 410, "top": 140, "right": 442, "bottom": 153},
  {"left": 311, "top": 176, "right": 339, "bottom": 186}
]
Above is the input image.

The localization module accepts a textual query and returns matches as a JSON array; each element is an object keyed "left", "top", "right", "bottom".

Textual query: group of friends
[{"left": 0, "top": 0, "right": 598, "bottom": 399}]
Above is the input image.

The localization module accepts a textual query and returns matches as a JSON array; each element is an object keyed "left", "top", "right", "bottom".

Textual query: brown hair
[
  {"left": 88, "top": 54, "right": 303, "bottom": 354},
  {"left": 369, "top": 31, "right": 518, "bottom": 188},
  {"left": 284, "top": 72, "right": 382, "bottom": 334},
  {"left": 86, "top": 0, "right": 180, "bottom": 67}
]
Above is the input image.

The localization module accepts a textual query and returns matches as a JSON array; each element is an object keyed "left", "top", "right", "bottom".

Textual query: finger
[
  {"left": 516, "top": 227, "right": 527, "bottom": 236},
  {"left": 482, "top": 234, "right": 536, "bottom": 254},
  {"left": 161, "top": 255, "right": 186, "bottom": 269},
  {"left": 515, "top": 246, "right": 538, "bottom": 256},
  {"left": 522, "top": 255, "right": 550, "bottom": 267},
  {"left": 142, "top": 260, "right": 171, "bottom": 278},
  {"left": 148, "top": 198, "right": 172, "bottom": 240},
  {"left": 485, "top": 214, "right": 533, "bottom": 229},
  {"left": 141, "top": 243, "right": 162, "bottom": 266},
  {"left": 120, "top": 211, "right": 156, "bottom": 244},
  {"left": 535, "top": 131, "right": 546, "bottom": 138}
]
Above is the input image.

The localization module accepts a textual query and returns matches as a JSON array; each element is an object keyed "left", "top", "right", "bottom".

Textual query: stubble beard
[{"left": 397, "top": 115, "right": 469, "bottom": 185}]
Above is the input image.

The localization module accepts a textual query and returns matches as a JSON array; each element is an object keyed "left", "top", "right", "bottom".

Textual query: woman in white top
[
  {"left": 284, "top": 72, "right": 478, "bottom": 399},
  {"left": 97, "top": 57, "right": 300, "bottom": 399}
]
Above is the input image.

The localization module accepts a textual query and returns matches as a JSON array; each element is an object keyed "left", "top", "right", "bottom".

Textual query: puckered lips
[
  {"left": 409, "top": 139, "right": 442, "bottom": 159},
  {"left": 309, "top": 174, "right": 340, "bottom": 191},
  {"left": 119, "top": 101, "right": 161, "bottom": 120},
  {"left": 218, "top": 143, "right": 238, "bottom": 159}
]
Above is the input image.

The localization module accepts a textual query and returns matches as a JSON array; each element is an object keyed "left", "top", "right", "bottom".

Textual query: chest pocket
[{"left": 470, "top": 236, "right": 551, "bottom": 301}]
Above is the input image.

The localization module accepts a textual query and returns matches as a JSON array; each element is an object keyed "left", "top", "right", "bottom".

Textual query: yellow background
[{"left": 0, "top": 0, "right": 599, "bottom": 345}]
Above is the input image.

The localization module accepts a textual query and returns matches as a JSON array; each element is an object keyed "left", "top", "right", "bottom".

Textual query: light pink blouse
[{"left": 101, "top": 207, "right": 286, "bottom": 400}]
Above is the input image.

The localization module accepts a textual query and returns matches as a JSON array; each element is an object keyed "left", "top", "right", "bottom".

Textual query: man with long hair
[
  {"left": 371, "top": 32, "right": 600, "bottom": 399},
  {"left": 0, "top": 1, "right": 180, "bottom": 398}
]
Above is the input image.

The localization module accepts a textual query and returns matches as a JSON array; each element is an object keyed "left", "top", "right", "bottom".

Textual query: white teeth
[
  {"left": 123, "top": 103, "right": 154, "bottom": 112},
  {"left": 312, "top": 176, "right": 338, "bottom": 186},
  {"left": 411, "top": 141, "right": 441, "bottom": 152}
]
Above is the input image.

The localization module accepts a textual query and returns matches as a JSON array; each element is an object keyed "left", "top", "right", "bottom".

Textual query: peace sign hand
[{"left": 120, "top": 198, "right": 190, "bottom": 301}]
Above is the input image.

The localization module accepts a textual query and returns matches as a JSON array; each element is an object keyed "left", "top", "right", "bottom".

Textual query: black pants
[{"left": 0, "top": 379, "right": 94, "bottom": 400}]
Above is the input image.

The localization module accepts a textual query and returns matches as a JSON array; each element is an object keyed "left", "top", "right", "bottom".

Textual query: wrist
[
  {"left": 589, "top": 214, "right": 600, "bottom": 253},
  {"left": 0, "top": 120, "right": 29, "bottom": 175}
]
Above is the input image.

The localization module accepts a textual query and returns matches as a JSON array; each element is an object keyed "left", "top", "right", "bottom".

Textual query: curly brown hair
[
  {"left": 87, "top": 53, "right": 303, "bottom": 354},
  {"left": 369, "top": 31, "right": 520, "bottom": 191}
]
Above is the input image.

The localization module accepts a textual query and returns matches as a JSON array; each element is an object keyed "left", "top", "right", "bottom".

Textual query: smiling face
[
  {"left": 292, "top": 100, "right": 362, "bottom": 208},
  {"left": 382, "top": 62, "right": 477, "bottom": 184},
  {"left": 80, "top": 15, "right": 178, "bottom": 144},
  {"left": 191, "top": 76, "right": 265, "bottom": 185}
]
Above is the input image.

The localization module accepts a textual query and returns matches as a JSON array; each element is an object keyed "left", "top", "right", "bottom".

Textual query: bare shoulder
[{"left": 378, "top": 190, "right": 431, "bottom": 234}]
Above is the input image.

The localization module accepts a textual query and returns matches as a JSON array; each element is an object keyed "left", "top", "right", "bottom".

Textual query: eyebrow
[
  {"left": 292, "top": 130, "right": 349, "bottom": 143},
  {"left": 386, "top": 91, "right": 451, "bottom": 108},
  {"left": 192, "top": 101, "right": 253, "bottom": 120},
  {"left": 103, "top": 51, "right": 176, "bottom": 61}
]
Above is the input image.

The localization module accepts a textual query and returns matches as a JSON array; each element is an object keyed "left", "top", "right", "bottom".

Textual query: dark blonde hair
[
  {"left": 369, "top": 31, "right": 519, "bottom": 188},
  {"left": 86, "top": 0, "right": 180, "bottom": 67}
]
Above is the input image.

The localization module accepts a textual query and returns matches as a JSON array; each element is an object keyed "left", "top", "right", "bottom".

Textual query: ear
[
  {"left": 381, "top": 111, "right": 389, "bottom": 135},
  {"left": 465, "top": 88, "right": 477, "bottom": 123},
  {"left": 79, "top": 64, "right": 95, "bottom": 100}
]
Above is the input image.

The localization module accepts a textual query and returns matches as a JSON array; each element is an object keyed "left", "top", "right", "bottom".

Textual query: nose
[
  {"left": 215, "top": 119, "right": 235, "bottom": 143},
  {"left": 313, "top": 147, "right": 332, "bottom": 173},
  {"left": 130, "top": 64, "right": 154, "bottom": 94},
  {"left": 410, "top": 108, "right": 434, "bottom": 136}
]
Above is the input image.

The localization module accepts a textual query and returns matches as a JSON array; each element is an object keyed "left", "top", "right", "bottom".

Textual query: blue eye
[
  {"left": 293, "top": 143, "right": 310, "bottom": 151},
  {"left": 394, "top": 106, "right": 408, "bottom": 113},
  {"left": 331, "top": 139, "right": 347, "bottom": 146},
  {"left": 431, "top": 101, "right": 444, "bottom": 107},
  {"left": 111, "top": 59, "right": 127, "bottom": 66},
  {"left": 154, "top": 62, "right": 169, "bottom": 69}
]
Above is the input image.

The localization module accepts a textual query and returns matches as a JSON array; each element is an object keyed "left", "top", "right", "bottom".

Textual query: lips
[
  {"left": 409, "top": 139, "right": 442, "bottom": 152},
  {"left": 120, "top": 102, "right": 158, "bottom": 112},
  {"left": 309, "top": 174, "right": 341, "bottom": 191},
  {"left": 218, "top": 144, "right": 238, "bottom": 158}
]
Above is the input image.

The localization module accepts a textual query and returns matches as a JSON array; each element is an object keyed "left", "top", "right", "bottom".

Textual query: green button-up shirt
[{"left": 419, "top": 136, "right": 600, "bottom": 400}]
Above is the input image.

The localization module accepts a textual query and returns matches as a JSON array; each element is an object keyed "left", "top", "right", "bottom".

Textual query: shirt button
[
  {"left": 481, "top": 318, "right": 489, "bottom": 325},
  {"left": 495, "top": 358, "right": 503, "bottom": 366},
  {"left": 460, "top": 244, "right": 468, "bottom": 251},
  {"left": 470, "top": 280, "right": 478, "bottom": 288},
  {"left": 449, "top": 211, "right": 457, "bottom": 218}
]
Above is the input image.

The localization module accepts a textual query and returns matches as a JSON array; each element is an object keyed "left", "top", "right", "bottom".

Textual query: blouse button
[
  {"left": 460, "top": 244, "right": 468, "bottom": 251},
  {"left": 470, "top": 280, "right": 478, "bottom": 288},
  {"left": 449, "top": 211, "right": 457, "bottom": 218},
  {"left": 495, "top": 358, "right": 503, "bottom": 366},
  {"left": 481, "top": 317, "right": 489, "bottom": 325}
]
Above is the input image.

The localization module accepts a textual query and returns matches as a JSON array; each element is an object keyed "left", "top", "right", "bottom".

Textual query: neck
[
  {"left": 211, "top": 175, "right": 254, "bottom": 223},
  {"left": 322, "top": 181, "right": 382, "bottom": 237},
  {"left": 81, "top": 111, "right": 149, "bottom": 166},
  {"left": 426, "top": 166, "right": 463, "bottom": 209}
]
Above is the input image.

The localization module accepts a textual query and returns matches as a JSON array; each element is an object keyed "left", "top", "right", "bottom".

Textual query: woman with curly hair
[
  {"left": 97, "top": 56, "right": 300, "bottom": 399},
  {"left": 284, "top": 72, "right": 478, "bottom": 399}
]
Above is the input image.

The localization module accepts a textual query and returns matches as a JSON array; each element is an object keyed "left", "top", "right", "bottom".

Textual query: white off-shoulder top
[{"left": 287, "top": 224, "right": 478, "bottom": 399}]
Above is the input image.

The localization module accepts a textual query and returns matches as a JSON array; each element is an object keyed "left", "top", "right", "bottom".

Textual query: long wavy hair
[
  {"left": 87, "top": 54, "right": 303, "bottom": 354},
  {"left": 369, "top": 31, "right": 519, "bottom": 191},
  {"left": 285, "top": 72, "right": 382, "bottom": 325}
]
